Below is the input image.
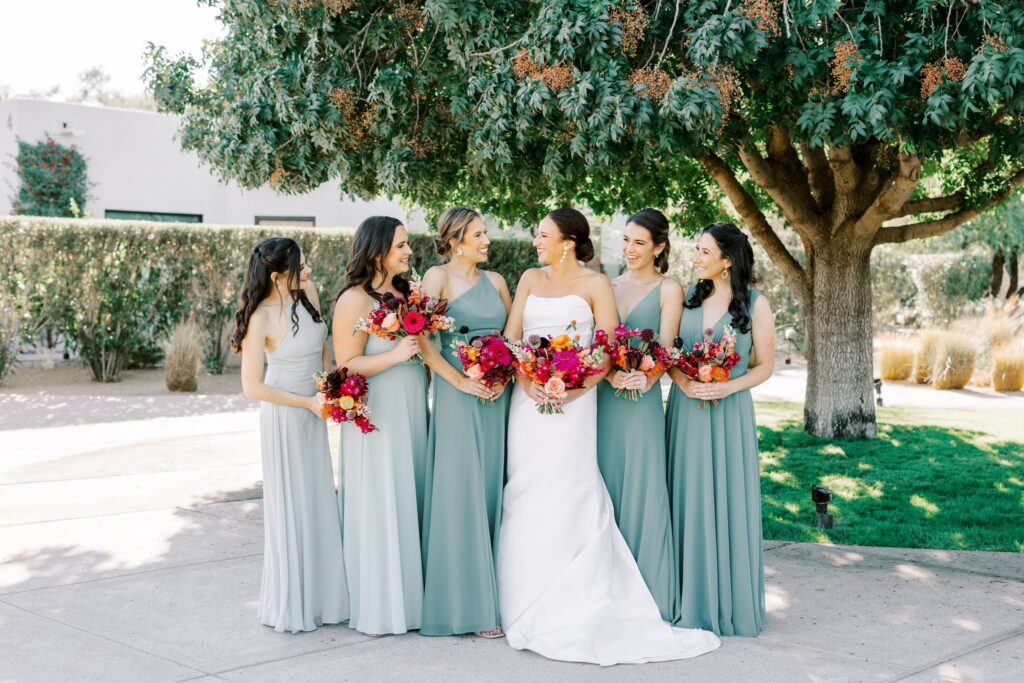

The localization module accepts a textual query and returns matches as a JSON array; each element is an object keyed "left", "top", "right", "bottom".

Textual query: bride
[{"left": 497, "top": 208, "right": 721, "bottom": 665}]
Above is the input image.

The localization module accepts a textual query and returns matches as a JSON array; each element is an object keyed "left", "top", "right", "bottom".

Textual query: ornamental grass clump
[
  {"left": 992, "top": 344, "right": 1024, "bottom": 392},
  {"left": 0, "top": 295, "right": 19, "bottom": 386},
  {"left": 914, "top": 330, "right": 942, "bottom": 384},
  {"left": 879, "top": 338, "right": 914, "bottom": 381},
  {"left": 165, "top": 318, "right": 204, "bottom": 392},
  {"left": 931, "top": 332, "right": 976, "bottom": 390}
]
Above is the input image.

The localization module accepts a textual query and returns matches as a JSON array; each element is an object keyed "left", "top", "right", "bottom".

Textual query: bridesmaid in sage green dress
[
  {"left": 333, "top": 217, "right": 427, "bottom": 635},
  {"left": 665, "top": 222, "right": 775, "bottom": 637},
  {"left": 235, "top": 237, "right": 349, "bottom": 633},
  {"left": 418, "top": 208, "right": 513, "bottom": 638},
  {"left": 597, "top": 208, "right": 682, "bottom": 623}
]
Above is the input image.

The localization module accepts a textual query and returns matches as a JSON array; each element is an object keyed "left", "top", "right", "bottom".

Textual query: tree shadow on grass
[{"left": 758, "top": 420, "right": 1024, "bottom": 552}]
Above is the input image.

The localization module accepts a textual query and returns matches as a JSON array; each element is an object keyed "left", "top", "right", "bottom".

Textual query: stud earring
[
  {"left": 456, "top": 248, "right": 464, "bottom": 257},
  {"left": 559, "top": 244, "right": 570, "bottom": 264}
]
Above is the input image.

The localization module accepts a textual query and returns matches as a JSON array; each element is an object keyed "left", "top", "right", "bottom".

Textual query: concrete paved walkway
[{"left": 2, "top": 377, "right": 1023, "bottom": 681}]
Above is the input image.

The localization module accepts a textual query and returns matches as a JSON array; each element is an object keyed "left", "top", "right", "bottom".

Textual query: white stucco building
[{"left": 0, "top": 98, "right": 427, "bottom": 229}]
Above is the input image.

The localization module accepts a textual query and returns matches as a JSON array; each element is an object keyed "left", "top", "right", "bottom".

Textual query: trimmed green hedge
[
  {"left": 0, "top": 216, "right": 991, "bottom": 383},
  {"left": 0, "top": 216, "right": 537, "bottom": 381}
]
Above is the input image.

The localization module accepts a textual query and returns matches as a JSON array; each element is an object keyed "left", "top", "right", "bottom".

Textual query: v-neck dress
[
  {"left": 665, "top": 286, "right": 765, "bottom": 636},
  {"left": 595, "top": 282, "right": 679, "bottom": 622}
]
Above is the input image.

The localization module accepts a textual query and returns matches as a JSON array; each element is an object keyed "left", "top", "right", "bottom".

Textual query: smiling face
[
  {"left": 692, "top": 231, "right": 731, "bottom": 281},
  {"left": 453, "top": 217, "right": 491, "bottom": 264},
  {"left": 622, "top": 222, "right": 664, "bottom": 272},
  {"left": 533, "top": 216, "right": 571, "bottom": 265},
  {"left": 383, "top": 224, "right": 412, "bottom": 276}
]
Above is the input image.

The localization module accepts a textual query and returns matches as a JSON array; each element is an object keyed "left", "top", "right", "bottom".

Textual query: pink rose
[
  {"left": 544, "top": 376, "right": 567, "bottom": 399},
  {"left": 466, "top": 363, "right": 484, "bottom": 379},
  {"left": 382, "top": 312, "right": 400, "bottom": 332},
  {"left": 640, "top": 355, "right": 656, "bottom": 372},
  {"left": 698, "top": 365, "right": 713, "bottom": 383}
]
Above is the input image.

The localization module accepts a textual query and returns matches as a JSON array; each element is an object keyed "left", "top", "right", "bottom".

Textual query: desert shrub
[
  {"left": 0, "top": 292, "right": 19, "bottom": 385},
  {"left": 908, "top": 251, "right": 991, "bottom": 326},
  {"left": 879, "top": 339, "right": 914, "bottom": 381},
  {"left": 931, "top": 332, "right": 976, "bottom": 390},
  {"left": 914, "top": 330, "right": 943, "bottom": 384},
  {"left": 165, "top": 318, "right": 204, "bottom": 392},
  {"left": 992, "top": 345, "right": 1024, "bottom": 392}
]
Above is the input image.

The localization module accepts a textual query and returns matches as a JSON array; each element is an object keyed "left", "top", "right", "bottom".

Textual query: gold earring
[
  {"left": 559, "top": 244, "right": 570, "bottom": 264},
  {"left": 721, "top": 269, "right": 730, "bottom": 281}
]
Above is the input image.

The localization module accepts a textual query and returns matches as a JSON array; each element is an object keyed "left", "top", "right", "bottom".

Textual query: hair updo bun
[
  {"left": 435, "top": 207, "right": 482, "bottom": 259},
  {"left": 546, "top": 207, "right": 594, "bottom": 263},
  {"left": 627, "top": 208, "right": 671, "bottom": 273}
]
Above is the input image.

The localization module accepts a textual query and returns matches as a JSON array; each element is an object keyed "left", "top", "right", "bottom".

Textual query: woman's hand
[
  {"left": 389, "top": 336, "right": 421, "bottom": 363},
  {"left": 688, "top": 380, "right": 735, "bottom": 402},
  {"left": 557, "top": 387, "right": 587, "bottom": 406},
  {"left": 609, "top": 370, "right": 632, "bottom": 390},
  {"left": 457, "top": 376, "right": 496, "bottom": 400},
  {"left": 303, "top": 394, "right": 323, "bottom": 417},
  {"left": 522, "top": 380, "right": 550, "bottom": 405}
]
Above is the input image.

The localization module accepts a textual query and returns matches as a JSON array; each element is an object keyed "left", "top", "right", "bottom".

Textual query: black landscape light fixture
[
  {"left": 874, "top": 377, "right": 883, "bottom": 407},
  {"left": 811, "top": 484, "right": 833, "bottom": 529}
]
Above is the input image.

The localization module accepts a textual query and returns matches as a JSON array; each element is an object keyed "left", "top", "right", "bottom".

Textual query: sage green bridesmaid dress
[
  {"left": 596, "top": 282, "right": 679, "bottom": 623},
  {"left": 338, "top": 314, "right": 428, "bottom": 635},
  {"left": 421, "top": 275, "right": 510, "bottom": 635},
  {"left": 666, "top": 287, "right": 765, "bottom": 637},
  {"left": 259, "top": 304, "right": 349, "bottom": 632}
]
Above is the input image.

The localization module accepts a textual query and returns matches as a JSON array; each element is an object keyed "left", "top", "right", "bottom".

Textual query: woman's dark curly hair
[
  {"left": 230, "top": 237, "right": 322, "bottom": 352},
  {"left": 627, "top": 208, "right": 671, "bottom": 274},
  {"left": 338, "top": 216, "right": 411, "bottom": 302},
  {"left": 685, "top": 222, "right": 756, "bottom": 334}
]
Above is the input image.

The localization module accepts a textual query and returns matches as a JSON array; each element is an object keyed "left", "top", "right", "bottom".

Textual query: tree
[
  {"left": 12, "top": 138, "right": 89, "bottom": 218},
  {"left": 145, "top": 1, "right": 1024, "bottom": 438},
  {"left": 961, "top": 191, "right": 1024, "bottom": 298}
]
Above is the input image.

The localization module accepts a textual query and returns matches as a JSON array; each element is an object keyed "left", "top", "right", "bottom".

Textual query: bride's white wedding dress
[{"left": 497, "top": 294, "right": 721, "bottom": 665}]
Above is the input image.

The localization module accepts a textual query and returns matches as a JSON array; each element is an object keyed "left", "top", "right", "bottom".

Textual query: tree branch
[
  {"left": 698, "top": 153, "right": 809, "bottom": 301},
  {"left": 874, "top": 168, "right": 1024, "bottom": 245},
  {"left": 852, "top": 152, "right": 921, "bottom": 238},
  {"left": 800, "top": 142, "right": 833, "bottom": 212},
  {"left": 897, "top": 190, "right": 966, "bottom": 218},
  {"left": 738, "top": 144, "right": 823, "bottom": 243}
]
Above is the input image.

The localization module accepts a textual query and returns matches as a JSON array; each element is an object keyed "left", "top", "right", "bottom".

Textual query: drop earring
[
  {"left": 559, "top": 244, "right": 570, "bottom": 264},
  {"left": 721, "top": 268, "right": 730, "bottom": 281}
]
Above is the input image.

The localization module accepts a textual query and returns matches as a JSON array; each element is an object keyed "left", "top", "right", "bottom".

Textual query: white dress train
[{"left": 496, "top": 294, "right": 721, "bottom": 665}]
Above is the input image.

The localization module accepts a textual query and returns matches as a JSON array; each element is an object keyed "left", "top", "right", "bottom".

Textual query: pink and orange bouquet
[
  {"left": 607, "top": 324, "right": 665, "bottom": 401},
  {"left": 662, "top": 325, "right": 740, "bottom": 408},
  {"left": 314, "top": 367, "right": 378, "bottom": 433},
  {"left": 354, "top": 283, "right": 455, "bottom": 343},
  {"left": 450, "top": 327, "right": 516, "bottom": 403},
  {"left": 510, "top": 322, "right": 607, "bottom": 414}
]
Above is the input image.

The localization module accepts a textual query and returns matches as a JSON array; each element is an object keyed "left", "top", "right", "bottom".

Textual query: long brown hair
[
  {"left": 685, "top": 222, "right": 755, "bottom": 333},
  {"left": 338, "top": 216, "right": 411, "bottom": 301},
  {"left": 230, "top": 237, "right": 322, "bottom": 352}
]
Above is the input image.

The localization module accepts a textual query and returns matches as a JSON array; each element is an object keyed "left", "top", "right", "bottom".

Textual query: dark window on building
[
  {"left": 105, "top": 210, "right": 202, "bottom": 223},
  {"left": 255, "top": 216, "right": 316, "bottom": 228}
]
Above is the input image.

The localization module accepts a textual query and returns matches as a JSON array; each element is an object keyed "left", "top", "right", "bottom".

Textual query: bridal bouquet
[
  {"left": 354, "top": 282, "right": 455, "bottom": 342},
  {"left": 662, "top": 325, "right": 740, "bottom": 408},
  {"left": 450, "top": 327, "right": 516, "bottom": 403},
  {"left": 510, "top": 322, "right": 607, "bottom": 414},
  {"left": 607, "top": 324, "right": 665, "bottom": 401},
  {"left": 314, "top": 367, "right": 378, "bottom": 433}
]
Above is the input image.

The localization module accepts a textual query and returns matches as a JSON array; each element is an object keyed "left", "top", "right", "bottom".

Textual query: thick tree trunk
[
  {"left": 1007, "top": 250, "right": 1019, "bottom": 299},
  {"left": 991, "top": 251, "right": 1005, "bottom": 298},
  {"left": 802, "top": 245, "right": 877, "bottom": 439}
]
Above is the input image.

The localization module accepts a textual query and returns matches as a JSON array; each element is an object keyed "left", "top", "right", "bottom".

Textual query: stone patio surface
[{"left": 1, "top": 371, "right": 1022, "bottom": 682}]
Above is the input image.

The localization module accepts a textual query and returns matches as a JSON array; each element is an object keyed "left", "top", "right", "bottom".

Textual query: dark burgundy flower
[{"left": 640, "top": 328, "right": 655, "bottom": 343}]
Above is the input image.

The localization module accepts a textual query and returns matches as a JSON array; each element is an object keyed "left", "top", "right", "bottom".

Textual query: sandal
[{"left": 474, "top": 628, "right": 504, "bottom": 639}]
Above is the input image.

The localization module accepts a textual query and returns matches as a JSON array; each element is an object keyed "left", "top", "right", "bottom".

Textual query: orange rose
[
  {"left": 698, "top": 365, "right": 714, "bottom": 383},
  {"left": 710, "top": 366, "right": 730, "bottom": 382},
  {"left": 544, "top": 376, "right": 567, "bottom": 399},
  {"left": 382, "top": 312, "right": 401, "bottom": 332},
  {"left": 551, "top": 334, "right": 572, "bottom": 351},
  {"left": 466, "top": 364, "right": 484, "bottom": 379}
]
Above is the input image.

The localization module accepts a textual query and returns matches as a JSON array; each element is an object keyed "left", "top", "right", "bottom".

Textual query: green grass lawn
[{"left": 756, "top": 402, "right": 1024, "bottom": 552}]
